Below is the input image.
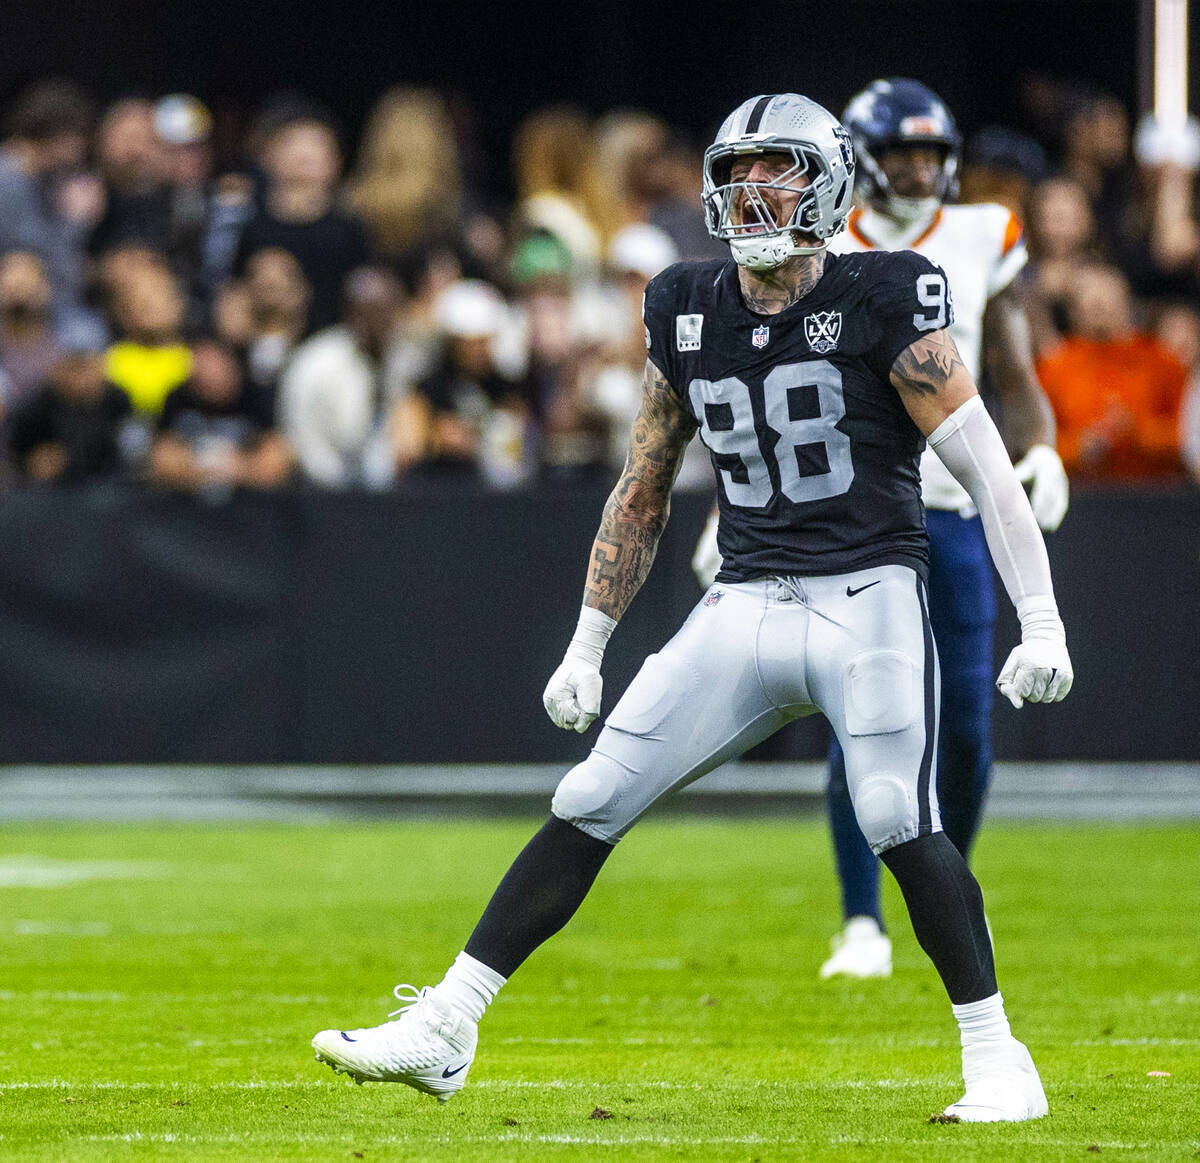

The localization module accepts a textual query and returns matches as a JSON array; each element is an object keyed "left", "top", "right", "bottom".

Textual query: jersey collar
[{"left": 848, "top": 205, "right": 943, "bottom": 251}]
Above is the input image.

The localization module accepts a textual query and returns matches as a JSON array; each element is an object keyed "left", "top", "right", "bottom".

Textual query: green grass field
[{"left": 0, "top": 817, "right": 1196, "bottom": 1160}]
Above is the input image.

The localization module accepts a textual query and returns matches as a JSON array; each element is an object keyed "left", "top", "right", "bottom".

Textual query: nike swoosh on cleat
[
  {"left": 846, "top": 580, "right": 882, "bottom": 597},
  {"left": 339, "top": 1032, "right": 357, "bottom": 1042},
  {"left": 441, "top": 1062, "right": 468, "bottom": 1078}
]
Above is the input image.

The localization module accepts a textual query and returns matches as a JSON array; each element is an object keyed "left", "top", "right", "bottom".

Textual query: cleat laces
[{"left": 387, "top": 983, "right": 435, "bottom": 1018}]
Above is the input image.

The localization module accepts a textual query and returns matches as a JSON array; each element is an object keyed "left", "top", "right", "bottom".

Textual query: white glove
[
  {"left": 997, "top": 597, "right": 1074, "bottom": 709},
  {"left": 543, "top": 606, "right": 617, "bottom": 732},
  {"left": 691, "top": 510, "right": 721, "bottom": 589},
  {"left": 1013, "top": 443, "right": 1069, "bottom": 532}
]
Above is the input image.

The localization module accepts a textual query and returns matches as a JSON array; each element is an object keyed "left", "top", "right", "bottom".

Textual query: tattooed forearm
[
  {"left": 890, "top": 330, "right": 968, "bottom": 397},
  {"left": 738, "top": 251, "right": 826, "bottom": 315},
  {"left": 583, "top": 361, "right": 697, "bottom": 620}
]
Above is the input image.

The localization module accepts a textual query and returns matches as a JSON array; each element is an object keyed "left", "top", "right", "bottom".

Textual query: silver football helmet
[{"left": 702, "top": 94, "right": 856, "bottom": 270}]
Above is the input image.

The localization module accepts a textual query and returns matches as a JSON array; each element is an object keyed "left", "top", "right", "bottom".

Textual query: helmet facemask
[{"left": 703, "top": 143, "right": 838, "bottom": 270}]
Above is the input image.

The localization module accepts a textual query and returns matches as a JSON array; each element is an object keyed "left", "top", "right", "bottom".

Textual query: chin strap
[{"left": 730, "top": 230, "right": 829, "bottom": 270}]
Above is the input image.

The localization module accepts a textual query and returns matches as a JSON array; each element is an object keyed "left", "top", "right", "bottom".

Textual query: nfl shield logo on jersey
[
  {"left": 804, "top": 310, "right": 842, "bottom": 354},
  {"left": 751, "top": 325, "right": 769, "bottom": 349}
]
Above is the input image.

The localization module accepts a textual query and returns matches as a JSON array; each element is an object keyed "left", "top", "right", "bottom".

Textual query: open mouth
[{"left": 736, "top": 199, "right": 775, "bottom": 233}]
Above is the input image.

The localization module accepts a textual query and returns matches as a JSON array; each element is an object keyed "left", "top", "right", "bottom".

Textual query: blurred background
[{"left": 0, "top": 0, "right": 1196, "bottom": 807}]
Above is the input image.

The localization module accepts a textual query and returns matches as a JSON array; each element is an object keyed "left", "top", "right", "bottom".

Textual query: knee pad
[
  {"left": 551, "top": 752, "right": 629, "bottom": 841},
  {"left": 853, "top": 771, "right": 918, "bottom": 854}
]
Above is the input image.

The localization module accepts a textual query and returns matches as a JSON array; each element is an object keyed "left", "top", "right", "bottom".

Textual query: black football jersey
[{"left": 643, "top": 250, "right": 955, "bottom": 582}]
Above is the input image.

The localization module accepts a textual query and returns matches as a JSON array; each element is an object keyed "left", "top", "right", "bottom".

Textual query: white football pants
[{"left": 552, "top": 564, "right": 942, "bottom": 853}]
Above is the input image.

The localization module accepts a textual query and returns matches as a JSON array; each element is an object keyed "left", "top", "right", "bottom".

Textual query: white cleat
[
  {"left": 943, "top": 1038, "right": 1049, "bottom": 1122},
  {"left": 819, "top": 916, "right": 893, "bottom": 979},
  {"left": 312, "top": 985, "right": 477, "bottom": 1102}
]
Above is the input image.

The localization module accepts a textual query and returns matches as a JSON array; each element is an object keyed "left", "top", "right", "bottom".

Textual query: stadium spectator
[
  {"left": 959, "top": 126, "right": 1048, "bottom": 216},
  {"left": 500, "top": 233, "right": 608, "bottom": 481},
  {"left": 233, "top": 112, "right": 369, "bottom": 333},
  {"left": 584, "top": 222, "right": 716, "bottom": 491},
  {"left": 503, "top": 234, "right": 576, "bottom": 381},
  {"left": 239, "top": 248, "right": 311, "bottom": 393},
  {"left": 1125, "top": 115, "right": 1200, "bottom": 300},
  {"left": 647, "top": 136, "right": 726, "bottom": 261},
  {"left": 1060, "top": 90, "right": 1135, "bottom": 250},
  {"left": 409, "top": 279, "right": 534, "bottom": 486},
  {"left": 0, "top": 79, "right": 97, "bottom": 322},
  {"left": 512, "top": 107, "right": 606, "bottom": 276},
  {"left": 0, "top": 251, "right": 61, "bottom": 415},
  {"left": 1022, "top": 177, "right": 1100, "bottom": 355},
  {"left": 88, "top": 99, "right": 172, "bottom": 261},
  {"left": 593, "top": 110, "right": 670, "bottom": 240},
  {"left": 348, "top": 88, "right": 463, "bottom": 262},
  {"left": 105, "top": 264, "right": 191, "bottom": 416},
  {"left": 213, "top": 248, "right": 311, "bottom": 398},
  {"left": 150, "top": 338, "right": 292, "bottom": 495},
  {"left": 278, "top": 266, "right": 413, "bottom": 488},
  {"left": 92, "top": 240, "right": 171, "bottom": 327},
  {"left": 1155, "top": 301, "right": 1200, "bottom": 483},
  {"left": 9, "top": 316, "right": 132, "bottom": 484},
  {"left": 1036, "top": 264, "right": 1187, "bottom": 481},
  {"left": 153, "top": 94, "right": 217, "bottom": 316},
  {"left": 570, "top": 225, "right": 676, "bottom": 478}
]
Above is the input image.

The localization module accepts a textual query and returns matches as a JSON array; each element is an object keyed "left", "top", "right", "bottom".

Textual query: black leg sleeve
[
  {"left": 879, "top": 832, "right": 997, "bottom": 1004},
  {"left": 464, "top": 815, "right": 615, "bottom": 978}
]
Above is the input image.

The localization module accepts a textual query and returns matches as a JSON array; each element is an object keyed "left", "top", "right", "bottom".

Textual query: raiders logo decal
[{"left": 804, "top": 310, "right": 842, "bottom": 353}]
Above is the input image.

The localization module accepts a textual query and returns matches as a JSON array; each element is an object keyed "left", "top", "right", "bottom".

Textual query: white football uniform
[
  {"left": 828, "top": 203, "right": 1027, "bottom": 513},
  {"left": 552, "top": 565, "right": 940, "bottom": 853}
]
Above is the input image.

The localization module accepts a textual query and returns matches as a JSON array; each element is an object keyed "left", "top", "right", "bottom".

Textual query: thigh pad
[{"left": 842, "top": 650, "right": 916, "bottom": 737}]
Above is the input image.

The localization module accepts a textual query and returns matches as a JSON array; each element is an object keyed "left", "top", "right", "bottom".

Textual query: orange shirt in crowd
[{"left": 1035, "top": 334, "right": 1187, "bottom": 480}]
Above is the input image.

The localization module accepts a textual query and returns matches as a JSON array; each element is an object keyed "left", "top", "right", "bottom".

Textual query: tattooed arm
[
  {"left": 584, "top": 359, "right": 698, "bottom": 620},
  {"left": 542, "top": 359, "right": 696, "bottom": 732},
  {"left": 895, "top": 317, "right": 1069, "bottom": 530},
  {"left": 889, "top": 328, "right": 979, "bottom": 438}
]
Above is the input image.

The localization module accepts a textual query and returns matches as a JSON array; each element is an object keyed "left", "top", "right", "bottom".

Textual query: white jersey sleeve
[{"left": 983, "top": 205, "right": 1028, "bottom": 297}]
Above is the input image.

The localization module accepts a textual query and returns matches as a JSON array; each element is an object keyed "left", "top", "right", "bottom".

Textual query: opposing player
[
  {"left": 312, "top": 93, "right": 1072, "bottom": 1122},
  {"left": 820, "top": 79, "right": 1069, "bottom": 977}
]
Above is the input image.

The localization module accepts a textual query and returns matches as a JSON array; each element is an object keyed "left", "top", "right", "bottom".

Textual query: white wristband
[
  {"left": 1016, "top": 596, "right": 1065, "bottom": 643},
  {"left": 567, "top": 604, "right": 617, "bottom": 667}
]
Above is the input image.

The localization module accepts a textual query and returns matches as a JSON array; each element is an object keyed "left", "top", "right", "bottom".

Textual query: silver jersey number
[{"left": 688, "top": 359, "right": 854, "bottom": 508}]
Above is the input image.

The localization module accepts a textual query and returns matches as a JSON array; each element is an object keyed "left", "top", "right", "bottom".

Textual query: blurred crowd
[{"left": 0, "top": 76, "right": 1197, "bottom": 498}]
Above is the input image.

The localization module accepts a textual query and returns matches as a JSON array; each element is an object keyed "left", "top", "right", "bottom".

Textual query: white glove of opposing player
[
  {"left": 1013, "top": 444, "right": 1069, "bottom": 533},
  {"left": 996, "top": 597, "right": 1074, "bottom": 709},
  {"left": 691, "top": 510, "right": 721, "bottom": 589},
  {"left": 543, "top": 606, "right": 617, "bottom": 733}
]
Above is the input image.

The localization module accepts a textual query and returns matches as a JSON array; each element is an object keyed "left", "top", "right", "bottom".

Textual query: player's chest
[{"left": 674, "top": 306, "right": 877, "bottom": 387}]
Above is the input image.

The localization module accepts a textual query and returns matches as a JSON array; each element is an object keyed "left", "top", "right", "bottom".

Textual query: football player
[
  {"left": 693, "top": 79, "right": 1070, "bottom": 980},
  {"left": 313, "top": 93, "right": 1072, "bottom": 1123},
  {"left": 825, "top": 79, "right": 1068, "bottom": 978}
]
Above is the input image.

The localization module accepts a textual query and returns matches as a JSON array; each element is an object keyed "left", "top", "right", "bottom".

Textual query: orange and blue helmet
[{"left": 842, "top": 79, "right": 961, "bottom": 214}]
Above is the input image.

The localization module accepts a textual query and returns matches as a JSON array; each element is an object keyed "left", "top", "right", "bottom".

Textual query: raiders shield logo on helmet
[{"left": 804, "top": 310, "right": 842, "bottom": 353}]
